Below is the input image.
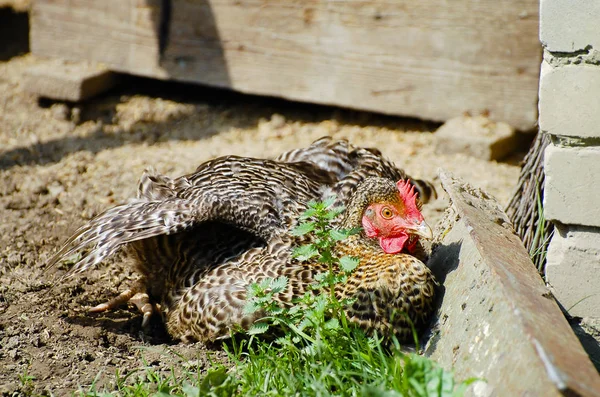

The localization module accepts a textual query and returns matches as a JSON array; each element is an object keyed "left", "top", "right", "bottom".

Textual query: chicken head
[{"left": 361, "top": 179, "right": 433, "bottom": 254}]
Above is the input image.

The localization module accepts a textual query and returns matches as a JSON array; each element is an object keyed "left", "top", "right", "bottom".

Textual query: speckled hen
[{"left": 46, "top": 137, "right": 438, "bottom": 342}]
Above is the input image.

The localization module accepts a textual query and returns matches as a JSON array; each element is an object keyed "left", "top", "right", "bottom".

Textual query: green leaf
[
  {"left": 314, "top": 272, "right": 327, "bottom": 282},
  {"left": 452, "top": 378, "right": 482, "bottom": 397},
  {"left": 324, "top": 318, "right": 340, "bottom": 330},
  {"left": 259, "top": 277, "right": 274, "bottom": 290},
  {"left": 182, "top": 383, "right": 201, "bottom": 397},
  {"left": 320, "top": 251, "right": 334, "bottom": 264},
  {"left": 291, "top": 222, "right": 316, "bottom": 236},
  {"left": 247, "top": 321, "right": 269, "bottom": 335},
  {"left": 270, "top": 276, "right": 288, "bottom": 293},
  {"left": 307, "top": 199, "right": 319, "bottom": 208},
  {"left": 339, "top": 256, "right": 360, "bottom": 272},
  {"left": 246, "top": 282, "right": 263, "bottom": 298},
  {"left": 325, "top": 205, "right": 345, "bottom": 219},
  {"left": 322, "top": 196, "right": 337, "bottom": 209},
  {"left": 198, "top": 367, "right": 229, "bottom": 394},
  {"left": 329, "top": 229, "right": 351, "bottom": 241},
  {"left": 287, "top": 305, "right": 301, "bottom": 316},
  {"left": 298, "top": 317, "right": 312, "bottom": 332},
  {"left": 314, "top": 295, "right": 327, "bottom": 313},
  {"left": 346, "top": 227, "right": 362, "bottom": 236},
  {"left": 292, "top": 244, "right": 319, "bottom": 261},
  {"left": 299, "top": 207, "right": 318, "bottom": 219},
  {"left": 269, "top": 306, "right": 285, "bottom": 316},
  {"left": 243, "top": 301, "right": 261, "bottom": 315}
]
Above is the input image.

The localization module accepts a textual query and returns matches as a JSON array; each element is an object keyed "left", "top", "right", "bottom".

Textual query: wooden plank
[
  {"left": 23, "top": 59, "right": 119, "bottom": 101},
  {"left": 31, "top": 0, "right": 163, "bottom": 77},
  {"left": 426, "top": 170, "right": 600, "bottom": 397},
  {"left": 30, "top": 0, "right": 541, "bottom": 129}
]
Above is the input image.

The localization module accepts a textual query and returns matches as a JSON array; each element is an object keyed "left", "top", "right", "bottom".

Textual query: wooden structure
[{"left": 29, "top": 0, "right": 540, "bottom": 129}]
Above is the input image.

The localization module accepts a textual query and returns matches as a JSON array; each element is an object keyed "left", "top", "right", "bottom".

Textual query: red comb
[
  {"left": 396, "top": 179, "right": 421, "bottom": 218},
  {"left": 396, "top": 179, "right": 417, "bottom": 201}
]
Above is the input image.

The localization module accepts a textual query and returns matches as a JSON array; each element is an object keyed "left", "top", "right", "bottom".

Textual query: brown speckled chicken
[{"left": 46, "top": 137, "right": 437, "bottom": 342}]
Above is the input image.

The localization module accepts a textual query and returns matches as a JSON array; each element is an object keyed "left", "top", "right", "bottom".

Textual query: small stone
[
  {"left": 4, "top": 336, "right": 19, "bottom": 349},
  {"left": 8, "top": 349, "right": 19, "bottom": 360},
  {"left": 50, "top": 103, "right": 70, "bottom": 121},
  {"left": 269, "top": 113, "right": 286, "bottom": 129},
  {"left": 31, "top": 335, "right": 45, "bottom": 347},
  {"left": 6, "top": 252, "right": 22, "bottom": 266},
  {"left": 434, "top": 115, "right": 519, "bottom": 160},
  {"left": 47, "top": 181, "right": 65, "bottom": 198},
  {"left": 71, "top": 107, "right": 81, "bottom": 124}
]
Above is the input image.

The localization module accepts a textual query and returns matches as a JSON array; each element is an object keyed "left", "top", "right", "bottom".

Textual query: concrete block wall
[{"left": 539, "top": 0, "right": 600, "bottom": 318}]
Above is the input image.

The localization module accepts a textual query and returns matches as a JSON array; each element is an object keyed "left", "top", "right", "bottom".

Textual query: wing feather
[
  {"left": 45, "top": 199, "right": 196, "bottom": 277},
  {"left": 46, "top": 138, "right": 437, "bottom": 278},
  {"left": 46, "top": 157, "right": 328, "bottom": 277}
]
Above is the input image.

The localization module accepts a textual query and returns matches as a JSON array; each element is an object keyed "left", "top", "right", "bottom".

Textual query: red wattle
[{"left": 379, "top": 235, "right": 409, "bottom": 254}]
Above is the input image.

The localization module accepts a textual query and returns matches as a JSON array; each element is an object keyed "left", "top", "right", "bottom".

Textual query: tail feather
[
  {"left": 279, "top": 137, "right": 437, "bottom": 205},
  {"left": 45, "top": 199, "right": 196, "bottom": 278},
  {"left": 276, "top": 137, "right": 354, "bottom": 179}
]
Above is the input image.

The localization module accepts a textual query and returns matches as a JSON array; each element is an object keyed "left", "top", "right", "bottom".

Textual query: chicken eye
[{"left": 381, "top": 207, "right": 394, "bottom": 219}]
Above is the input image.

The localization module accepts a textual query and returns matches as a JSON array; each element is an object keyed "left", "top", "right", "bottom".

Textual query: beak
[{"left": 408, "top": 220, "right": 433, "bottom": 240}]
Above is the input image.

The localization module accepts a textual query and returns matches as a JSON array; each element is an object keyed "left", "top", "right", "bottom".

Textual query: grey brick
[
  {"left": 544, "top": 144, "right": 600, "bottom": 227},
  {"left": 539, "top": 62, "right": 600, "bottom": 138},
  {"left": 540, "top": 0, "right": 600, "bottom": 52},
  {"left": 546, "top": 224, "right": 600, "bottom": 318}
]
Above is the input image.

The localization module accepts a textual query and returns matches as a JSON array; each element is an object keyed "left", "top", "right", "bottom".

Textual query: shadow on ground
[{"left": 1, "top": 74, "right": 441, "bottom": 171}]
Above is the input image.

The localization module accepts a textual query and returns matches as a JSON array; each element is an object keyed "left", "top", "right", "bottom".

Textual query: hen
[{"left": 46, "top": 137, "right": 437, "bottom": 342}]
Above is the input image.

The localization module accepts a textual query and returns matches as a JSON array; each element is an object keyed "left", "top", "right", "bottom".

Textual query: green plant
[
  {"left": 242, "top": 197, "right": 359, "bottom": 342},
  {"left": 18, "top": 364, "right": 36, "bottom": 392},
  {"left": 529, "top": 185, "right": 553, "bottom": 273}
]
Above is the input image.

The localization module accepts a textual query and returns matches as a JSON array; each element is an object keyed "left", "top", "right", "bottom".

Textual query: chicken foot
[{"left": 89, "top": 283, "right": 156, "bottom": 327}]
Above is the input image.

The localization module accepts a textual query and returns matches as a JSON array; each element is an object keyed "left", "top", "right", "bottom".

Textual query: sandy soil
[{"left": 0, "top": 9, "right": 527, "bottom": 395}]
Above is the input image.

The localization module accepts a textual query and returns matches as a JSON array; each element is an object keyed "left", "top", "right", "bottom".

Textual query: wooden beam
[
  {"left": 30, "top": 0, "right": 541, "bottom": 129},
  {"left": 23, "top": 59, "right": 119, "bottom": 101}
]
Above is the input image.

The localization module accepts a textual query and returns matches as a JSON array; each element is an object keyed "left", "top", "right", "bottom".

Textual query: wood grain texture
[{"left": 30, "top": 0, "right": 541, "bottom": 129}]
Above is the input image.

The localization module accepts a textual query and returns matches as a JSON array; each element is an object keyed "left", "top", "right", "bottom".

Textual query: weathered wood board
[{"left": 30, "top": 0, "right": 541, "bottom": 129}]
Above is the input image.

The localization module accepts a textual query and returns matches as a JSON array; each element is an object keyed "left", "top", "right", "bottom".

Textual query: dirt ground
[{"left": 0, "top": 7, "right": 555, "bottom": 396}]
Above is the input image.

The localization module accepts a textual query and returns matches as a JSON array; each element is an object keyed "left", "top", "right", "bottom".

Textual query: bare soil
[{"left": 0, "top": 8, "right": 532, "bottom": 396}]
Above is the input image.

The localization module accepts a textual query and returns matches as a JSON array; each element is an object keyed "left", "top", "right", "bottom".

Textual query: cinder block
[
  {"left": 544, "top": 144, "right": 600, "bottom": 227},
  {"left": 546, "top": 224, "right": 600, "bottom": 318},
  {"left": 434, "top": 115, "right": 518, "bottom": 160},
  {"left": 540, "top": 0, "right": 600, "bottom": 52},
  {"left": 539, "top": 62, "right": 600, "bottom": 138}
]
